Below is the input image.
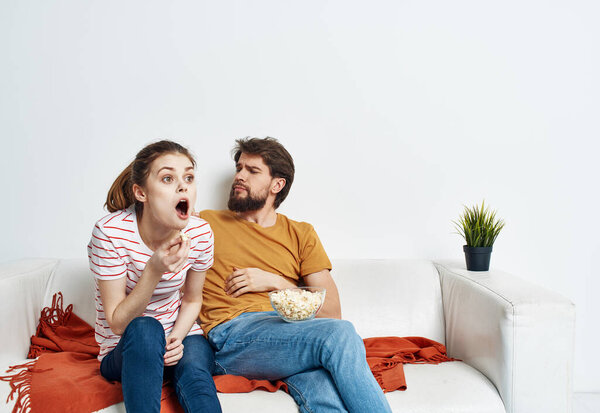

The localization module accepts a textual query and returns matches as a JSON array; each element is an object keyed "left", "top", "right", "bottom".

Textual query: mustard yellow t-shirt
[{"left": 199, "top": 210, "right": 332, "bottom": 334}]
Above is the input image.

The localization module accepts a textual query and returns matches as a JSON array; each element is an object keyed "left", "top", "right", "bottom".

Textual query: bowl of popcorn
[{"left": 269, "top": 287, "right": 326, "bottom": 322}]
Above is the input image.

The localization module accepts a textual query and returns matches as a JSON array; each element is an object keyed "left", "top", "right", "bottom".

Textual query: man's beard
[{"left": 227, "top": 185, "right": 268, "bottom": 212}]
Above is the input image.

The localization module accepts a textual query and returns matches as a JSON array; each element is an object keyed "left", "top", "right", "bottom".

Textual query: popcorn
[
  {"left": 180, "top": 231, "right": 189, "bottom": 242},
  {"left": 270, "top": 288, "right": 325, "bottom": 321}
]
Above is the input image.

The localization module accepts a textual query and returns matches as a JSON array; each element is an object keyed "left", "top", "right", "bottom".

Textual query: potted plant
[{"left": 453, "top": 201, "right": 505, "bottom": 271}]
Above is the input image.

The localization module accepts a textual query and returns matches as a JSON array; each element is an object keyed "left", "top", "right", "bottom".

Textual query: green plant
[{"left": 453, "top": 201, "right": 505, "bottom": 247}]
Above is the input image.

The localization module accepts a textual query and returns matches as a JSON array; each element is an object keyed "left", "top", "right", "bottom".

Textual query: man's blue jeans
[
  {"left": 208, "top": 311, "right": 392, "bottom": 413},
  {"left": 100, "top": 317, "right": 222, "bottom": 413}
]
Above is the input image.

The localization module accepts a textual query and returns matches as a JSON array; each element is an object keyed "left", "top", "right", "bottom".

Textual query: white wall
[{"left": 1, "top": 0, "right": 598, "bottom": 392}]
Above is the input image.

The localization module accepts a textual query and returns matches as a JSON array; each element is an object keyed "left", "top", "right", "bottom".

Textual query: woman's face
[{"left": 134, "top": 152, "right": 197, "bottom": 230}]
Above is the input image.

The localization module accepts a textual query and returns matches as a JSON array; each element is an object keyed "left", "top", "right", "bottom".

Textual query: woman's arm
[
  {"left": 99, "top": 235, "right": 190, "bottom": 335},
  {"left": 169, "top": 269, "right": 206, "bottom": 339},
  {"left": 163, "top": 269, "right": 206, "bottom": 366}
]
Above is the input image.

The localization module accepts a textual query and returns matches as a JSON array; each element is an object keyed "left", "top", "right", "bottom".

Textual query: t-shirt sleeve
[
  {"left": 88, "top": 224, "right": 128, "bottom": 280},
  {"left": 300, "top": 225, "right": 332, "bottom": 276},
  {"left": 191, "top": 222, "right": 214, "bottom": 272}
]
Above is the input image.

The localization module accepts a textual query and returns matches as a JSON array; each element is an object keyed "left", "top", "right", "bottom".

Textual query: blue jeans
[
  {"left": 100, "top": 317, "right": 222, "bottom": 413},
  {"left": 208, "top": 311, "right": 392, "bottom": 413}
]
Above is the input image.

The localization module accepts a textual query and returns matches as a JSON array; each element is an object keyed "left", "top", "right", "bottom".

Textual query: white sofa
[{"left": 0, "top": 258, "right": 575, "bottom": 413}]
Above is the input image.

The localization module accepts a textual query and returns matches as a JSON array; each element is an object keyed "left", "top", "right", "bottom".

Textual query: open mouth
[{"left": 175, "top": 199, "right": 189, "bottom": 219}]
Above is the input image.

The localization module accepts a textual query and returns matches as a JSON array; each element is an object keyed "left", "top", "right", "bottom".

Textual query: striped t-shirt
[{"left": 87, "top": 206, "right": 214, "bottom": 361}]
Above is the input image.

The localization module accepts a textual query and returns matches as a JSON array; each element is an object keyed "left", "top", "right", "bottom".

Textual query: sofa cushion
[
  {"left": 391, "top": 362, "right": 506, "bottom": 412},
  {"left": 1, "top": 361, "right": 505, "bottom": 413},
  {"left": 331, "top": 259, "right": 446, "bottom": 343},
  {"left": 94, "top": 391, "right": 299, "bottom": 413}
]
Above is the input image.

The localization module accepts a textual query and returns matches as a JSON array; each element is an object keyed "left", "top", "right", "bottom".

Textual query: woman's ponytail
[{"left": 105, "top": 161, "right": 135, "bottom": 213}]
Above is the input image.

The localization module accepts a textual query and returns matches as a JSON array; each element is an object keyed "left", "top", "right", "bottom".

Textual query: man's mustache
[{"left": 231, "top": 181, "right": 249, "bottom": 191}]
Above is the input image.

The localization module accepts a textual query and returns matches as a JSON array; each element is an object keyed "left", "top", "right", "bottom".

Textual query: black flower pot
[{"left": 463, "top": 245, "right": 493, "bottom": 271}]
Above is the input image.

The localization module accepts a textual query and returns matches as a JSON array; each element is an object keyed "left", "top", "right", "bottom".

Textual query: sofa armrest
[
  {"left": 434, "top": 261, "right": 575, "bottom": 413},
  {"left": 0, "top": 259, "right": 59, "bottom": 366}
]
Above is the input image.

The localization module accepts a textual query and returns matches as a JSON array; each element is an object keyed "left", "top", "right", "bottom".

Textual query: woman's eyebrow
[
  {"left": 156, "top": 166, "right": 174, "bottom": 173},
  {"left": 156, "top": 166, "right": 194, "bottom": 173}
]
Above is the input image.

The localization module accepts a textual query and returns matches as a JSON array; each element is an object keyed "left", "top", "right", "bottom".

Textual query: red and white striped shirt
[{"left": 87, "top": 206, "right": 214, "bottom": 361}]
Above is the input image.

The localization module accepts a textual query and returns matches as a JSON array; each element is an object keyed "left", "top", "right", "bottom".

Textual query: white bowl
[{"left": 269, "top": 287, "right": 326, "bottom": 322}]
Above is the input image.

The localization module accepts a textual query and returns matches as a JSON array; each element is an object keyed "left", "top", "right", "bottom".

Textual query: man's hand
[
  {"left": 225, "top": 267, "right": 295, "bottom": 297},
  {"left": 164, "top": 335, "right": 184, "bottom": 366}
]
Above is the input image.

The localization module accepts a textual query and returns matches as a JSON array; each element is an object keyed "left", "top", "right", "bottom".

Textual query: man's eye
[{"left": 162, "top": 176, "right": 172, "bottom": 183}]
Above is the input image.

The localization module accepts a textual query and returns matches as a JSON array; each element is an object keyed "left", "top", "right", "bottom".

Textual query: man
[{"left": 198, "top": 137, "right": 391, "bottom": 413}]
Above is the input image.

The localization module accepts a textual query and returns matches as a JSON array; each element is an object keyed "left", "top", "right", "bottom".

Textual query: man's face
[{"left": 228, "top": 153, "right": 273, "bottom": 212}]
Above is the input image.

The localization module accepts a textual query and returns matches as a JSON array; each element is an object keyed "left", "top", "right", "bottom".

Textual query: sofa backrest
[
  {"left": 45, "top": 258, "right": 446, "bottom": 345},
  {"left": 331, "top": 259, "right": 446, "bottom": 344},
  {"left": 44, "top": 259, "right": 97, "bottom": 327}
]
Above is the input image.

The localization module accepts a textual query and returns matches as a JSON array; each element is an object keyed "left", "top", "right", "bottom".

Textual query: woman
[{"left": 87, "top": 140, "right": 222, "bottom": 412}]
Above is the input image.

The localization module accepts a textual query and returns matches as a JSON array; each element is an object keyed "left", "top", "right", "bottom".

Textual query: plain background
[{"left": 1, "top": 0, "right": 598, "bottom": 392}]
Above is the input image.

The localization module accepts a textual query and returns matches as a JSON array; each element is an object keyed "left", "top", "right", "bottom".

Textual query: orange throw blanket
[{"left": 1, "top": 293, "right": 456, "bottom": 413}]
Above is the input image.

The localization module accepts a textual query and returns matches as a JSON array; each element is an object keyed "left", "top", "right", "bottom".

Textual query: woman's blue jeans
[
  {"left": 208, "top": 311, "right": 392, "bottom": 413},
  {"left": 100, "top": 317, "right": 222, "bottom": 413}
]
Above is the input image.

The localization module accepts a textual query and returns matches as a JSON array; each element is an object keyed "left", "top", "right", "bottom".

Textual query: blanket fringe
[
  {"left": 38, "top": 292, "right": 73, "bottom": 330},
  {"left": 27, "top": 292, "right": 73, "bottom": 359},
  {"left": 0, "top": 361, "right": 38, "bottom": 413},
  {"left": 0, "top": 293, "right": 69, "bottom": 413}
]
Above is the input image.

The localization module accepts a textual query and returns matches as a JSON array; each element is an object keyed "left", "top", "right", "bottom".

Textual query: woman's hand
[
  {"left": 147, "top": 234, "right": 191, "bottom": 276},
  {"left": 225, "top": 267, "right": 295, "bottom": 297},
  {"left": 164, "top": 335, "right": 184, "bottom": 366}
]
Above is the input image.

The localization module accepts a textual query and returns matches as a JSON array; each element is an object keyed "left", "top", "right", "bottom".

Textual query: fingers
[
  {"left": 225, "top": 267, "right": 244, "bottom": 284},
  {"left": 225, "top": 276, "right": 246, "bottom": 296},
  {"left": 164, "top": 233, "right": 184, "bottom": 251},
  {"left": 166, "top": 336, "right": 182, "bottom": 351},
  {"left": 229, "top": 284, "right": 251, "bottom": 298},
  {"left": 172, "top": 239, "right": 191, "bottom": 273},
  {"left": 225, "top": 268, "right": 247, "bottom": 295},
  {"left": 164, "top": 337, "right": 184, "bottom": 366},
  {"left": 164, "top": 351, "right": 183, "bottom": 366},
  {"left": 164, "top": 237, "right": 191, "bottom": 274},
  {"left": 147, "top": 232, "right": 191, "bottom": 276}
]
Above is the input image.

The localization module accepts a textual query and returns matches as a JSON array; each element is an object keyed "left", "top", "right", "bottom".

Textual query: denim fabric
[
  {"left": 284, "top": 368, "right": 348, "bottom": 413},
  {"left": 208, "top": 311, "right": 392, "bottom": 413},
  {"left": 100, "top": 317, "right": 221, "bottom": 413}
]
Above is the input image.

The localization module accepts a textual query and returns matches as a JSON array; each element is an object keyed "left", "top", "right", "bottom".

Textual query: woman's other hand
[{"left": 164, "top": 335, "right": 184, "bottom": 366}]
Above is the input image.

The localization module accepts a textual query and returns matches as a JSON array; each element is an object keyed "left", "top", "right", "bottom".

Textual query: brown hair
[
  {"left": 105, "top": 140, "right": 195, "bottom": 216},
  {"left": 232, "top": 137, "right": 295, "bottom": 209}
]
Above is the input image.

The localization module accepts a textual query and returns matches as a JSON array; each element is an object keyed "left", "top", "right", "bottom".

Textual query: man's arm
[
  {"left": 224, "top": 267, "right": 296, "bottom": 297},
  {"left": 224, "top": 266, "right": 341, "bottom": 319},
  {"left": 303, "top": 269, "right": 342, "bottom": 319}
]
